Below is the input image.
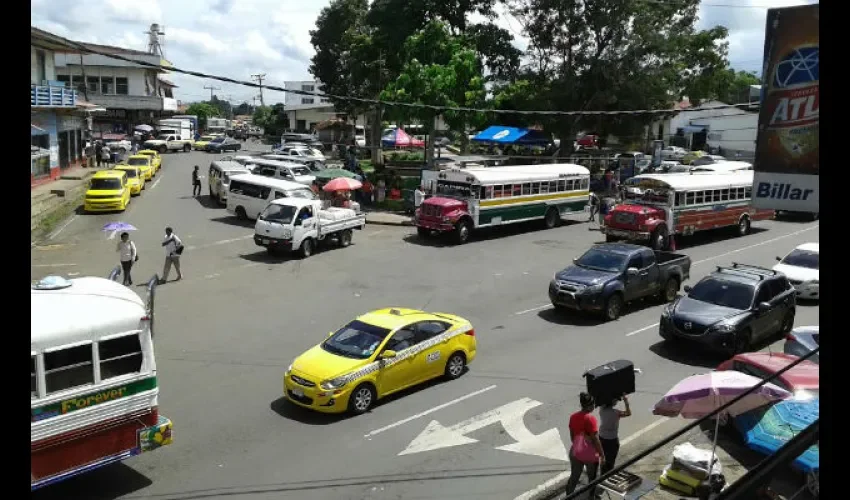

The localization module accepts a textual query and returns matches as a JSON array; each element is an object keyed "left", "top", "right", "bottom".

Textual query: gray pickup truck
[{"left": 549, "top": 243, "right": 692, "bottom": 321}]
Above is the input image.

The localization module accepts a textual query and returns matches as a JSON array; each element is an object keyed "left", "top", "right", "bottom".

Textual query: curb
[{"left": 366, "top": 219, "right": 414, "bottom": 227}]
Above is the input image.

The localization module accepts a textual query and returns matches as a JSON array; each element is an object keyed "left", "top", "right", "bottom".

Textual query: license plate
[
  {"left": 261, "top": 239, "right": 270, "bottom": 244},
  {"left": 291, "top": 388, "right": 304, "bottom": 397}
]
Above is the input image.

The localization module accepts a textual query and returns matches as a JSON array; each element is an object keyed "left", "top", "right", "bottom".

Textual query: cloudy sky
[{"left": 31, "top": 0, "right": 817, "bottom": 106}]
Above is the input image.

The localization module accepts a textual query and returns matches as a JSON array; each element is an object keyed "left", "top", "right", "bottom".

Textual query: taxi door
[
  {"left": 375, "top": 327, "right": 419, "bottom": 395},
  {"left": 410, "top": 321, "right": 454, "bottom": 382}
]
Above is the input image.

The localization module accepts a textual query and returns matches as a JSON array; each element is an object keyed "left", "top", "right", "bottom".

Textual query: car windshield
[
  {"left": 322, "top": 320, "right": 391, "bottom": 359},
  {"left": 781, "top": 249, "right": 819, "bottom": 270},
  {"left": 292, "top": 167, "right": 311, "bottom": 176},
  {"left": 127, "top": 158, "right": 149, "bottom": 166},
  {"left": 155, "top": 135, "right": 170, "bottom": 141},
  {"left": 288, "top": 188, "right": 317, "bottom": 200},
  {"left": 574, "top": 249, "right": 628, "bottom": 272},
  {"left": 90, "top": 178, "right": 122, "bottom": 190},
  {"left": 118, "top": 169, "right": 138, "bottom": 178},
  {"left": 260, "top": 204, "right": 296, "bottom": 223},
  {"left": 688, "top": 278, "right": 754, "bottom": 310}
]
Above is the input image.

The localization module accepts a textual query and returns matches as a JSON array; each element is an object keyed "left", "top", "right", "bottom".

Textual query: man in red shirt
[{"left": 565, "top": 392, "right": 606, "bottom": 497}]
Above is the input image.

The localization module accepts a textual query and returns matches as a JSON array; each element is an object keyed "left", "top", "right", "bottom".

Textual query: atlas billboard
[{"left": 752, "top": 4, "right": 819, "bottom": 213}]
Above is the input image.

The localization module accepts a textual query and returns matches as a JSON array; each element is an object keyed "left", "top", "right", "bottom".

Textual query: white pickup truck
[
  {"left": 143, "top": 134, "right": 194, "bottom": 154},
  {"left": 254, "top": 198, "right": 366, "bottom": 257}
]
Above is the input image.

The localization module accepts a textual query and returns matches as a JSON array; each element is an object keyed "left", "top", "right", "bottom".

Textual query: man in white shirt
[
  {"left": 160, "top": 227, "right": 183, "bottom": 283},
  {"left": 115, "top": 232, "right": 137, "bottom": 286},
  {"left": 414, "top": 185, "right": 425, "bottom": 210}
]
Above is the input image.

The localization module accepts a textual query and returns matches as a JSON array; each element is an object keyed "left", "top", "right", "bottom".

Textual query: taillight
[
  {"left": 785, "top": 334, "right": 796, "bottom": 342},
  {"left": 466, "top": 329, "right": 475, "bottom": 337}
]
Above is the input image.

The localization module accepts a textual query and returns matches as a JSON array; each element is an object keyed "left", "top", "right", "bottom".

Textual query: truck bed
[
  {"left": 317, "top": 214, "right": 366, "bottom": 236},
  {"left": 656, "top": 251, "right": 691, "bottom": 281}
]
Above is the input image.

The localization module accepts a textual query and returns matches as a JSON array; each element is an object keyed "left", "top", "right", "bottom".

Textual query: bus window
[
  {"left": 676, "top": 193, "right": 686, "bottom": 206},
  {"left": 557, "top": 180, "right": 566, "bottom": 191},
  {"left": 522, "top": 184, "right": 532, "bottom": 196},
  {"left": 720, "top": 189, "right": 729, "bottom": 201},
  {"left": 493, "top": 185, "right": 503, "bottom": 198},
  {"left": 99, "top": 334, "right": 144, "bottom": 380},
  {"left": 686, "top": 192, "right": 695, "bottom": 205},
  {"left": 513, "top": 184, "right": 522, "bottom": 196},
  {"left": 31, "top": 355, "right": 37, "bottom": 399},
  {"left": 705, "top": 191, "right": 714, "bottom": 203},
  {"left": 549, "top": 181, "right": 557, "bottom": 192},
  {"left": 714, "top": 190, "right": 722, "bottom": 201},
  {"left": 531, "top": 182, "right": 540, "bottom": 195},
  {"left": 695, "top": 191, "right": 705, "bottom": 204},
  {"left": 45, "top": 344, "right": 94, "bottom": 394},
  {"left": 540, "top": 182, "right": 549, "bottom": 194},
  {"left": 745, "top": 187, "right": 752, "bottom": 199},
  {"left": 580, "top": 178, "right": 589, "bottom": 190}
]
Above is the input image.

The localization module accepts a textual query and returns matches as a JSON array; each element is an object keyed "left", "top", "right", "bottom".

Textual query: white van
[
  {"left": 689, "top": 160, "right": 753, "bottom": 173},
  {"left": 260, "top": 154, "right": 324, "bottom": 172},
  {"left": 247, "top": 158, "right": 316, "bottom": 186},
  {"left": 209, "top": 160, "right": 251, "bottom": 205},
  {"left": 354, "top": 125, "right": 366, "bottom": 147},
  {"left": 226, "top": 174, "right": 316, "bottom": 220}
]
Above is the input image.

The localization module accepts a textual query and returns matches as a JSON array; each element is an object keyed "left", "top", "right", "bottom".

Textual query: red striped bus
[
  {"left": 602, "top": 171, "right": 774, "bottom": 250},
  {"left": 31, "top": 273, "right": 172, "bottom": 490}
]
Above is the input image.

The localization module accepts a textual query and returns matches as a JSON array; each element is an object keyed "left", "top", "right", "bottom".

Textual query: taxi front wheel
[
  {"left": 347, "top": 384, "right": 376, "bottom": 415},
  {"left": 444, "top": 352, "right": 466, "bottom": 380}
]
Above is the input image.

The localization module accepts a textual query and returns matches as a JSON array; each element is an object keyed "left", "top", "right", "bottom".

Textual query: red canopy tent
[{"left": 381, "top": 128, "right": 424, "bottom": 148}]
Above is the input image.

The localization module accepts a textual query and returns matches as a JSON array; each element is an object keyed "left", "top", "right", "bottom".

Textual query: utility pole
[
  {"left": 251, "top": 73, "right": 266, "bottom": 106},
  {"left": 204, "top": 85, "right": 220, "bottom": 101}
]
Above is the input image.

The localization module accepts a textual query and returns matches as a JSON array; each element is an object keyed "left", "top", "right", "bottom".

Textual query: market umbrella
[
  {"left": 313, "top": 168, "right": 358, "bottom": 181},
  {"left": 734, "top": 397, "right": 819, "bottom": 473},
  {"left": 135, "top": 124, "right": 154, "bottom": 132},
  {"left": 323, "top": 177, "right": 363, "bottom": 192}
]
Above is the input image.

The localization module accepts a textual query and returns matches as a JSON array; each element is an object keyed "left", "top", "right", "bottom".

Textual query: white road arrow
[{"left": 398, "top": 398, "right": 568, "bottom": 462}]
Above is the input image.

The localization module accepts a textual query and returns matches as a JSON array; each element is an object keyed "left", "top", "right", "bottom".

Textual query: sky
[{"left": 31, "top": 0, "right": 818, "bottom": 107}]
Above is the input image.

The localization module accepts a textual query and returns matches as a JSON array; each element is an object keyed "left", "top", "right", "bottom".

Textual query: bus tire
[
  {"left": 544, "top": 207, "right": 560, "bottom": 229},
  {"left": 455, "top": 219, "right": 471, "bottom": 245},
  {"left": 650, "top": 226, "right": 668, "bottom": 251},
  {"left": 737, "top": 215, "right": 751, "bottom": 236}
]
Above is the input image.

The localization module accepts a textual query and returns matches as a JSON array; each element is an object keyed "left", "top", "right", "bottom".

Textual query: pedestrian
[
  {"left": 115, "top": 232, "right": 138, "bottom": 286},
  {"left": 95, "top": 141, "right": 103, "bottom": 168},
  {"left": 101, "top": 144, "right": 111, "bottom": 167},
  {"left": 192, "top": 166, "right": 202, "bottom": 196},
  {"left": 588, "top": 192, "right": 599, "bottom": 222},
  {"left": 598, "top": 394, "right": 631, "bottom": 476},
  {"left": 564, "top": 392, "right": 605, "bottom": 497},
  {"left": 414, "top": 184, "right": 425, "bottom": 210},
  {"left": 160, "top": 227, "right": 184, "bottom": 283}
]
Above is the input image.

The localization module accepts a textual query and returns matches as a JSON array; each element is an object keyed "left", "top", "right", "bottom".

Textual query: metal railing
[{"left": 31, "top": 84, "right": 77, "bottom": 107}]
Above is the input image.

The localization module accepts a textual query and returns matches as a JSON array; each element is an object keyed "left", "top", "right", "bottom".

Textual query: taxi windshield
[
  {"left": 118, "top": 169, "right": 138, "bottom": 178},
  {"left": 322, "top": 320, "right": 391, "bottom": 359},
  {"left": 90, "top": 178, "right": 122, "bottom": 190},
  {"left": 128, "top": 158, "right": 149, "bottom": 166}
]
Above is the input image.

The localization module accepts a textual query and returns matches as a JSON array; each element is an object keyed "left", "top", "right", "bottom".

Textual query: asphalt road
[{"left": 32, "top": 150, "right": 819, "bottom": 500}]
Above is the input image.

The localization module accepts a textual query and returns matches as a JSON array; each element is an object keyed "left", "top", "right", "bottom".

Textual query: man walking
[
  {"left": 192, "top": 166, "right": 202, "bottom": 196},
  {"left": 160, "top": 227, "right": 183, "bottom": 283},
  {"left": 116, "top": 232, "right": 137, "bottom": 286},
  {"left": 95, "top": 141, "right": 103, "bottom": 168}
]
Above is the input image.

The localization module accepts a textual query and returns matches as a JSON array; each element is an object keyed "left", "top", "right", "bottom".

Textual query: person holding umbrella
[{"left": 115, "top": 232, "right": 138, "bottom": 286}]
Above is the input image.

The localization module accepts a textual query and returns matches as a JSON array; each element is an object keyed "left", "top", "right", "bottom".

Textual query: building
[
  {"left": 31, "top": 27, "right": 93, "bottom": 186},
  {"left": 284, "top": 80, "right": 332, "bottom": 107}
]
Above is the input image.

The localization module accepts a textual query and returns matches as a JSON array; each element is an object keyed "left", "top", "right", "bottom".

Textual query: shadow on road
[
  {"left": 648, "top": 339, "right": 726, "bottom": 369},
  {"left": 403, "top": 219, "right": 586, "bottom": 248},
  {"left": 239, "top": 251, "right": 292, "bottom": 264},
  {"left": 209, "top": 216, "right": 255, "bottom": 228},
  {"left": 32, "top": 462, "right": 152, "bottom": 500},
  {"left": 537, "top": 296, "right": 668, "bottom": 328},
  {"left": 593, "top": 226, "right": 769, "bottom": 249},
  {"left": 178, "top": 195, "right": 220, "bottom": 209}
]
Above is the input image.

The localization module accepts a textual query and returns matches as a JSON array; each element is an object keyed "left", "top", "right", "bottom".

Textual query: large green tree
[{"left": 185, "top": 102, "right": 220, "bottom": 130}]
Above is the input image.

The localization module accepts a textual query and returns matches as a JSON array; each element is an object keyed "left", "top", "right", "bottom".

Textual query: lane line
[
  {"left": 625, "top": 323, "right": 659, "bottom": 337},
  {"left": 46, "top": 214, "right": 78, "bottom": 240},
  {"left": 512, "top": 224, "right": 819, "bottom": 316},
  {"left": 513, "top": 417, "right": 670, "bottom": 500},
  {"left": 364, "top": 385, "right": 498, "bottom": 439},
  {"left": 150, "top": 176, "right": 163, "bottom": 190},
  {"left": 32, "top": 263, "right": 77, "bottom": 268}
]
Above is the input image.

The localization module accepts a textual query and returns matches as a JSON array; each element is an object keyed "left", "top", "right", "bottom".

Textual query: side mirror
[
  {"left": 626, "top": 267, "right": 639, "bottom": 276},
  {"left": 775, "top": 256, "right": 782, "bottom": 261},
  {"left": 572, "top": 257, "right": 578, "bottom": 264},
  {"left": 683, "top": 285, "right": 692, "bottom": 294},
  {"left": 380, "top": 350, "right": 397, "bottom": 360},
  {"left": 758, "top": 302, "right": 771, "bottom": 314}
]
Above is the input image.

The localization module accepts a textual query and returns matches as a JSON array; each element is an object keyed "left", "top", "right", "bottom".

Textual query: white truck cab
[{"left": 254, "top": 198, "right": 366, "bottom": 258}]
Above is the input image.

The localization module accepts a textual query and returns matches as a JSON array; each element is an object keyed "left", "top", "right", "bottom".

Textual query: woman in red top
[{"left": 564, "top": 392, "right": 606, "bottom": 497}]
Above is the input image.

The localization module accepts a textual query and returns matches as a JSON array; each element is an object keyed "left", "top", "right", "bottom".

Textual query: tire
[
  {"left": 660, "top": 277, "right": 680, "bottom": 303},
  {"left": 779, "top": 309, "right": 795, "bottom": 336},
  {"left": 339, "top": 230, "right": 352, "bottom": 247},
  {"left": 347, "top": 383, "right": 376, "bottom": 415},
  {"left": 605, "top": 234, "right": 619, "bottom": 243},
  {"left": 266, "top": 246, "right": 277, "bottom": 256},
  {"left": 604, "top": 293, "right": 624, "bottom": 321},
  {"left": 737, "top": 215, "right": 751, "bottom": 236},
  {"left": 444, "top": 352, "right": 466, "bottom": 380},
  {"left": 417, "top": 227, "right": 430, "bottom": 238},
  {"left": 299, "top": 238, "right": 313, "bottom": 258},
  {"left": 544, "top": 207, "right": 560, "bottom": 229},
  {"left": 455, "top": 219, "right": 471, "bottom": 245},
  {"left": 733, "top": 329, "right": 752, "bottom": 354},
  {"left": 218, "top": 194, "right": 226, "bottom": 206},
  {"left": 183, "top": 144, "right": 191, "bottom": 152},
  {"left": 650, "top": 226, "right": 668, "bottom": 251},
  {"left": 159, "top": 145, "right": 167, "bottom": 154},
  {"left": 810, "top": 212, "right": 819, "bottom": 221},
  {"left": 235, "top": 206, "right": 247, "bottom": 220}
]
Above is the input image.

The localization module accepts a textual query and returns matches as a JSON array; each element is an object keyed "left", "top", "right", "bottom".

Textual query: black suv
[{"left": 659, "top": 263, "right": 796, "bottom": 354}]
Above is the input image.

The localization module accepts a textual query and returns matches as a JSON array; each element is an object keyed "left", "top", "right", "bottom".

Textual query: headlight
[
  {"left": 282, "top": 229, "right": 292, "bottom": 239},
  {"left": 583, "top": 283, "right": 604, "bottom": 294},
  {"left": 320, "top": 376, "right": 349, "bottom": 391},
  {"left": 709, "top": 323, "right": 735, "bottom": 333}
]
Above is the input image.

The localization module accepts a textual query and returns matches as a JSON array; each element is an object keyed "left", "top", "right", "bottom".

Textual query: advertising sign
[{"left": 752, "top": 4, "right": 818, "bottom": 213}]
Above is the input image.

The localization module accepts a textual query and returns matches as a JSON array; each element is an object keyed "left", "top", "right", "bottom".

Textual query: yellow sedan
[
  {"left": 126, "top": 155, "right": 154, "bottom": 181},
  {"left": 194, "top": 135, "right": 217, "bottom": 151},
  {"left": 113, "top": 165, "right": 143, "bottom": 195},
  {"left": 284, "top": 308, "right": 477, "bottom": 415},
  {"left": 136, "top": 149, "right": 162, "bottom": 173}
]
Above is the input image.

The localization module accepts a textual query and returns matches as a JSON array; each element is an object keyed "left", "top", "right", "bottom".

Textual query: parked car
[
  {"left": 716, "top": 352, "right": 819, "bottom": 397},
  {"left": 691, "top": 155, "right": 727, "bottom": 166},
  {"left": 549, "top": 243, "right": 691, "bottom": 321},
  {"left": 103, "top": 139, "right": 132, "bottom": 155},
  {"left": 660, "top": 263, "right": 796, "bottom": 354},
  {"left": 207, "top": 137, "right": 242, "bottom": 153},
  {"left": 661, "top": 146, "right": 687, "bottom": 161},
  {"left": 784, "top": 326, "right": 819, "bottom": 364},
  {"left": 773, "top": 243, "right": 819, "bottom": 300}
]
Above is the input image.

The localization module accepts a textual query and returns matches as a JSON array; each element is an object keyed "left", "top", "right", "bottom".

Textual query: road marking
[
  {"left": 364, "top": 385, "right": 496, "bottom": 439},
  {"left": 46, "top": 214, "right": 78, "bottom": 240},
  {"left": 513, "top": 417, "right": 670, "bottom": 500},
  {"left": 512, "top": 224, "right": 819, "bottom": 316},
  {"left": 31, "top": 263, "right": 77, "bottom": 268},
  {"left": 204, "top": 273, "right": 221, "bottom": 279},
  {"left": 150, "top": 176, "right": 163, "bottom": 190},
  {"left": 399, "top": 398, "right": 568, "bottom": 462},
  {"left": 625, "top": 323, "right": 659, "bottom": 337}
]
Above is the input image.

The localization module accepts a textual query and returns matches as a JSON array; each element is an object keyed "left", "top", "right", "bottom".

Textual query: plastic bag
[{"left": 672, "top": 442, "right": 722, "bottom": 475}]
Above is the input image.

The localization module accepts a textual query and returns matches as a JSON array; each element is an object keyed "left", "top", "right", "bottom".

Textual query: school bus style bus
[
  {"left": 415, "top": 164, "right": 591, "bottom": 244},
  {"left": 31, "top": 273, "right": 172, "bottom": 490},
  {"left": 603, "top": 171, "right": 775, "bottom": 250}
]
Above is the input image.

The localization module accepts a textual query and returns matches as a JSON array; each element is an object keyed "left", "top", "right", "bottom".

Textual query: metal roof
[
  {"left": 625, "top": 171, "right": 754, "bottom": 191},
  {"left": 445, "top": 164, "right": 589, "bottom": 184},
  {"left": 227, "top": 173, "right": 312, "bottom": 191}
]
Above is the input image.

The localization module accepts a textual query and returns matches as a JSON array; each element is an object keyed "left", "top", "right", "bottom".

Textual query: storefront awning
[
  {"left": 31, "top": 124, "right": 46, "bottom": 134},
  {"left": 472, "top": 126, "right": 551, "bottom": 145}
]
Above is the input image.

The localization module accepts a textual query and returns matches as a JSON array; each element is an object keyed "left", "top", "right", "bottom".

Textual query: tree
[
  {"left": 252, "top": 106, "right": 274, "bottom": 132},
  {"left": 715, "top": 69, "right": 761, "bottom": 104},
  {"left": 234, "top": 102, "right": 255, "bottom": 116},
  {"left": 185, "top": 102, "right": 220, "bottom": 130}
]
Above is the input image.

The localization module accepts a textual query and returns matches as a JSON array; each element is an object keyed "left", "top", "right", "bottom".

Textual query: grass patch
[{"left": 32, "top": 191, "right": 84, "bottom": 241}]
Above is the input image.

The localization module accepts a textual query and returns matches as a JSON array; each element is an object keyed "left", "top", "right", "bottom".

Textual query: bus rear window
[
  {"left": 45, "top": 344, "right": 94, "bottom": 394},
  {"left": 31, "top": 356, "right": 37, "bottom": 398},
  {"left": 99, "top": 335, "right": 143, "bottom": 379}
]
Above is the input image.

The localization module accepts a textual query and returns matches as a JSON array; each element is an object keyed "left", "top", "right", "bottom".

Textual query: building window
[
  {"left": 301, "top": 98, "right": 314, "bottom": 104},
  {"left": 115, "top": 77, "right": 129, "bottom": 95},
  {"left": 44, "top": 344, "right": 94, "bottom": 394},
  {"left": 86, "top": 76, "right": 99, "bottom": 93},
  {"left": 301, "top": 85, "right": 314, "bottom": 92},
  {"left": 56, "top": 75, "right": 71, "bottom": 88},
  {"left": 101, "top": 76, "right": 114, "bottom": 95},
  {"left": 36, "top": 50, "right": 47, "bottom": 84}
]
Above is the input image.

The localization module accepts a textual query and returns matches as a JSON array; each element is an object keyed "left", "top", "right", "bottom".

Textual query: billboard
[{"left": 752, "top": 4, "right": 819, "bottom": 213}]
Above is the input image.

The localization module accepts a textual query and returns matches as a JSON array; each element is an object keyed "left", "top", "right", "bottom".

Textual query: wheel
[
  {"left": 299, "top": 238, "right": 313, "bottom": 258},
  {"left": 417, "top": 227, "right": 430, "bottom": 238},
  {"left": 544, "top": 207, "right": 560, "bottom": 229},
  {"left": 660, "top": 278, "right": 680, "bottom": 303},
  {"left": 266, "top": 246, "right": 277, "bottom": 256},
  {"left": 733, "top": 329, "right": 752, "bottom": 354},
  {"left": 779, "top": 309, "right": 795, "bottom": 335},
  {"left": 604, "top": 294, "right": 624, "bottom": 321},
  {"left": 218, "top": 194, "right": 226, "bottom": 206},
  {"left": 159, "top": 145, "right": 167, "bottom": 154},
  {"left": 347, "top": 383, "right": 376, "bottom": 415},
  {"left": 810, "top": 212, "right": 819, "bottom": 221},
  {"left": 605, "top": 234, "right": 619, "bottom": 243},
  {"left": 455, "top": 219, "right": 471, "bottom": 245},
  {"left": 737, "top": 215, "right": 751, "bottom": 236},
  {"left": 235, "top": 206, "right": 247, "bottom": 220},
  {"left": 183, "top": 144, "right": 191, "bottom": 152},
  {"left": 444, "top": 352, "right": 466, "bottom": 380},
  {"left": 339, "top": 230, "right": 352, "bottom": 247},
  {"left": 650, "top": 226, "right": 668, "bottom": 251}
]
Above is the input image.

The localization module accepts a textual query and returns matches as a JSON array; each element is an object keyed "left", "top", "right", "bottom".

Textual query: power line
[
  {"left": 251, "top": 73, "right": 266, "bottom": 106},
  {"left": 203, "top": 85, "right": 220, "bottom": 100},
  {"left": 30, "top": 35, "right": 766, "bottom": 118}
]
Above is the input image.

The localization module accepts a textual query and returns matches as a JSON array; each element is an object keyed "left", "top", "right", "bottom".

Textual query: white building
[
  {"left": 649, "top": 100, "right": 759, "bottom": 159},
  {"left": 284, "top": 80, "right": 332, "bottom": 107}
]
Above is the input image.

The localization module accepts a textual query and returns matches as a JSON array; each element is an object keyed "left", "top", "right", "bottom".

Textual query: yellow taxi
[
  {"left": 113, "top": 165, "right": 143, "bottom": 195},
  {"left": 136, "top": 149, "right": 162, "bottom": 173},
  {"left": 193, "top": 135, "right": 217, "bottom": 151},
  {"left": 284, "top": 308, "right": 477, "bottom": 415},
  {"left": 126, "top": 155, "right": 154, "bottom": 181},
  {"left": 84, "top": 170, "right": 132, "bottom": 212},
  {"left": 682, "top": 150, "right": 705, "bottom": 165}
]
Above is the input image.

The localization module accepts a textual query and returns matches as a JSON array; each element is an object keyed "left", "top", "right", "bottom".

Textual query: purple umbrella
[{"left": 102, "top": 222, "right": 137, "bottom": 232}]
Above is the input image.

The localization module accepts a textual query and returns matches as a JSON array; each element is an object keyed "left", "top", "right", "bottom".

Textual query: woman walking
[
  {"left": 115, "top": 232, "right": 137, "bottom": 286},
  {"left": 598, "top": 394, "right": 632, "bottom": 476},
  {"left": 565, "top": 392, "right": 606, "bottom": 497}
]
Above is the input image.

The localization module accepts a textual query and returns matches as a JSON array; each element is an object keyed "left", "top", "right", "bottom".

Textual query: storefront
[
  {"left": 57, "top": 114, "right": 84, "bottom": 170},
  {"left": 31, "top": 112, "right": 60, "bottom": 184}
]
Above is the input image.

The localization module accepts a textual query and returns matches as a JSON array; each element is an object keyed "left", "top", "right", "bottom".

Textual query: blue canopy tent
[{"left": 471, "top": 126, "right": 551, "bottom": 146}]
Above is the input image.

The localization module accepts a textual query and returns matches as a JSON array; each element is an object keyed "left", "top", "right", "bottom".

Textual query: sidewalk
[
  {"left": 364, "top": 209, "right": 413, "bottom": 227},
  {"left": 31, "top": 164, "right": 96, "bottom": 241}
]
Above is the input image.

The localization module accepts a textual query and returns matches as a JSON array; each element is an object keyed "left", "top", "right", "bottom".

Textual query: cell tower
[{"left": 145, "top": 24, "right": 166, "bottom": 57}]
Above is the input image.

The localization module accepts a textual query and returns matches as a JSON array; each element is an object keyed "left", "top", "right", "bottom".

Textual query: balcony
[
  {"left": 83, "top": 94, "right": 177, "bottom": 112},
  {"left": 31, "top": 84, "right": 77, "bottom": 108}
]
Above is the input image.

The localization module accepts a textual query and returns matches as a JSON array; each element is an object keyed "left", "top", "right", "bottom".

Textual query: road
[{"left": 32, "top": 149, "right": 819, "bottom": 500}]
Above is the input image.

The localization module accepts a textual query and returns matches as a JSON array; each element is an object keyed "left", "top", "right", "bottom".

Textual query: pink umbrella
[{"left": 323, "top": 177, "right": 363, "bottom": 192}]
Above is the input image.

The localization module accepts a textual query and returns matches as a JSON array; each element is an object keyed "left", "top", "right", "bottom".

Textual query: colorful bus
[
  {"left": 31, "top": 273, "right": 172, "bottom": 490},
  {"left": 416, "top": 164, "right": 590, "bottom": 244},
  {"left": 602, "top": 171, "right": 775, "bottom": 250}
]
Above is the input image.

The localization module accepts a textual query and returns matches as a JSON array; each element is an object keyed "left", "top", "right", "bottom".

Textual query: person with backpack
[
  {"left": 160, "top": 227, "right": 184, "bottom": 283},
  {"left": 564, "top": 392, "right": 605, "bottom": 497}
]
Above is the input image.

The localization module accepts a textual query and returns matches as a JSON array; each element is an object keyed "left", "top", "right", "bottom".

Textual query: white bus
[
  {"left": 31, "top": 274, "right": 172, "bottom": 490},
  {"left": 416, "top": 164, "right": 591, "bottom": 244}
]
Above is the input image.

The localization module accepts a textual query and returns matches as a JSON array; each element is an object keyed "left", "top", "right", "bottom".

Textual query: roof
[
  {"left": 32, "top": 277, "right": 146, "bottom": 351},
  {"left": 246, "top": 158, "right": 313, "bottom": 170},
  {"left": 268, "top": 197, "right": 317, "bottom": 209},
  {"left": 472, "top": 126, "right": 551, "bottom": 145},
  {"left": 210, "top": 160, "right": 249, "bottom": 173},
  {"left": 444, "top": 164, "right": 589, "bottom": 184},
  {"left": 729, "top": 353, "right": 820, "bottom": 390},
  {"left": 127, "top": 155, "right": 151, "bottom": 161},
  {"left": 228, "top": 173, "right": 311, "bottom": 191},
  {"left": 112, "top": 165, "right": 138, "bottom": 171},
  {"left": 356, "top": 308, "right": 448, "bottom": 330},
  {"left": 625, "top": 171, "right": 755, "bottom": 191},
  {"left": 795, "top": 243, "right": 819, "bottom": 252},
  {"left": 691, "top": 161, "right": 753, "bottom": 172},
  {"left": 91, "top": 170, "right": 126, "bottom": 178}
]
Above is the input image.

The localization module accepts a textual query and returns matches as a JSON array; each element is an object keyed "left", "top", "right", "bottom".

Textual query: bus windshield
[
  {"left": 435, "top": 180, "right": 475, "bottom": 199},
  {"left": 623, "top": 187, "right": 671, "bottom": 205}
]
